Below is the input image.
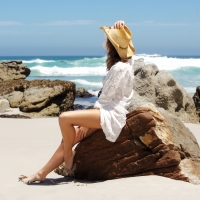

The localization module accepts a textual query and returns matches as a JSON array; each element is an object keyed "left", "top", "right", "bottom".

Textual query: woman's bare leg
[
  {"left": 21, "top": 125, "right": 99, "bottom": 183},
  {"left": 21, "top": 142, "right": 65, "bottom": 183},
  {"left": 38, "top": 127, "right": 99, "bottom": 178},
  {"left": 58, "top": 109, "right": 101, "bottom": 171}
]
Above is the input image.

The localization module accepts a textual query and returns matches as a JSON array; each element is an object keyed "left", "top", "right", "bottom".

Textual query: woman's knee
[{"left": 59, "top": 112, "right": 71, "bottom": 124}]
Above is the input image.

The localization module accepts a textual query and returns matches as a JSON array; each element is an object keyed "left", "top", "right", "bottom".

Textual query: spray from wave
[
  {"left": 27, "top": 55, "right": 200, "bottom": 77},
  {"left": 22, "top": 54, "right": 200, "bottom": 96},
  {"left": 70, "top": 79, "right": 102, "bottom": 87},
  {"left": 23, "top": 59, "right": 55, "bottom": 64},
  {"left": 134, "top": 54, "right": 200, "bottom": 70},
  {"left": 30, "top": 66, "right": 107, "bottom": 76}
]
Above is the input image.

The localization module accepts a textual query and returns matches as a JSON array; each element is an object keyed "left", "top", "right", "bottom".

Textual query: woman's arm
[{"left": 94, "top": 64, "right": 127, "bottom": 109}]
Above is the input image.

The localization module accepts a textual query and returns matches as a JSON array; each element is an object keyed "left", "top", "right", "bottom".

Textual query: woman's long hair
[{"left": 106, "top": 39, "right": 130, "bottom": 71}]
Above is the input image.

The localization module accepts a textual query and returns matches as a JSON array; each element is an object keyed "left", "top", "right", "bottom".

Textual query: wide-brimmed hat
[{"left": 100, "top": 25, "right": 135, "bottom": 59}]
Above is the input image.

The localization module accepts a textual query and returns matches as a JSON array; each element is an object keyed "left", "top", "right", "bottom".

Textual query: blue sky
[{"left": 0, "top": 0, "right": 200, "bottom": 56}]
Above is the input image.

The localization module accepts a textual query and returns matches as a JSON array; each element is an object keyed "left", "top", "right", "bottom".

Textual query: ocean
[{"left": 1, "top": 54, "right": 200, "bottom": 107}]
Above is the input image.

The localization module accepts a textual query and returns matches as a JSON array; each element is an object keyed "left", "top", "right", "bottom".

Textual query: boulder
[
  {"left": 76, "top": 87, "right": 94, "bottom": 98},
  {"left": 0, "top": 61, "right": 30, "bottom": 81},
  {"left": 0, "top": 98, "right": 10, "bottom": 113},
  {"left": 54, "top": 104, "right": 200, "bottom": 184},
  {"left": 193, "top": 86, "right": 200, "bottom": 122},
  {"left": 0, "top": 79, "right": 75, "bottom": 117},
  {"left": 7, "top": 91, "right": 23, "bottom": 107},
  {"left": 74, "top": 104, "right": 85, "bottom": 110},
  {"left": 128, "top": 59, "right": 199, "bottom": 123}
]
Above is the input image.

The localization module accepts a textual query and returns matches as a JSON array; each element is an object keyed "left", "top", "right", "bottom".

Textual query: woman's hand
[
  {"left": 77, "top": 126, "right": 89, "bottom": 140},
  {"left": 114, "top": 20, "right": 125, "bottom": 29}
]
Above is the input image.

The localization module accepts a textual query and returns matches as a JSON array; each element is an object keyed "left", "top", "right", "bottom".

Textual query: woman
[{"left": 20, "top": 20, "right": 135, "bottom": 183}]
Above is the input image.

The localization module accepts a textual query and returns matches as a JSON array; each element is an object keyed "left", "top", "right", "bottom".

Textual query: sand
[{"left": 0, "top": 118, "right": 200, "bottom": 200}]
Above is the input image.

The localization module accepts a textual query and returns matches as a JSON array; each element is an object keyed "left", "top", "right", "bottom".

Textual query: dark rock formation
[
  {"left": 76, "top": 87, "right": 94, "bottom": 98},
  {"left": 73, "top": 104, "right": 85, "bottom": 110},
  {"left": 128, "top": 59, "right": 199, "bottom": 123},
  {"left": 0, "top": 79, "right": 75, "bottom": 117},
  {"left": 193, "top": 86, "right": 200, "bottom": 122},
  {"left": 0, "top": 114, "right": 31, "bottom": 119},
  {"left": 0, "top": 61, "right": 30, "bottom": 81},
  {"left": 54, "top": 104, "right": 200, "bottom": 184}
]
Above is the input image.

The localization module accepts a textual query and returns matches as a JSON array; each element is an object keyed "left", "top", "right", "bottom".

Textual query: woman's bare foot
[
  {"left": 19, "top": 171, "right": 46, "bottom": 184},
  {"left": 64, "top": 150, "right": 76, "bottom": 172}
]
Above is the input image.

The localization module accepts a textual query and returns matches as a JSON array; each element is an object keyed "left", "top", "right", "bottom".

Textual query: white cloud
[
  {"left": 0, "top": 21, "right": 22, "bottom": 26},
  {"left": 0, "top": 30, "right": 28, "bottom": 35},
  {"left": 128, "top": 21, "right": 189, "bottom": 26},
  {"left": 37, "top": 20, "right": 95, "bottom": 26}
]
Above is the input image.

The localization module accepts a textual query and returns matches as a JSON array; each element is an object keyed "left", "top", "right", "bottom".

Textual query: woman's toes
[
  {"left": 19, "top": 173, "right": 45, "bottom": 184},
  {"left": 19, "top": 175, "right": 28, "bottom": 182}
]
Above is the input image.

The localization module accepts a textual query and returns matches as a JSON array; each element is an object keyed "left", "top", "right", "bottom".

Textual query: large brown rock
[
  {"left": 55, "top": 104, "right": 200, "bottom": 184},
  {"left": 128, "top": 59, "right": 199, "bottom": 123},
  {"left": 0, "top": 79, "right": 75, "bottom": 117},
  {"left": 0, "top": 61, "right": 30, "bottom": 81}
]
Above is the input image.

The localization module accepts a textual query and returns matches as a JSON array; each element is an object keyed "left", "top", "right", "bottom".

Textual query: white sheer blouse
[{"left": 94, "top": 60, "right": 134, "bottom": 142}]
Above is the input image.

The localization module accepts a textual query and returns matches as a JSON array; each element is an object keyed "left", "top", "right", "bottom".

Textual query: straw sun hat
[{"left": 100, "top": 25, "right": 135, "bottom": 59}]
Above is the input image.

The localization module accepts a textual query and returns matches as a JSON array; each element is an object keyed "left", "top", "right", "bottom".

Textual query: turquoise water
[{"left": 1, "top": 54, "right": 200, "bottom": 106}]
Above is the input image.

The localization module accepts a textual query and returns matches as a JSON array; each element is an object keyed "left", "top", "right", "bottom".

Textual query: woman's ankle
[
  {"left": 64, "top": 151, "right": 75, "bottom": 170},
  {"left": 37, "top": 170, "right": 47, "bottom": 180},
  {"left": 64, "top": 150, "right": 74, "bottom": 158}
]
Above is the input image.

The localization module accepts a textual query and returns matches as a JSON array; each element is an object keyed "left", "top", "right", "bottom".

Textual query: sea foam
[
  {"left": 30, "top": 65, "right": 107, "bottom": 76},
  {"left": 28, "top": 55, "right": 200, "bottom": 76},
  {"left": 24, "top": 55, "right": 200, "bottom": 95},
  {"left": 134, "top": 54, "right": 200, "bottom": 70},
  {"left": 88, "top": 89, "right": 100, "bottom": 96},
  {"left": 23, "top": 59, "right": 55, "bottom": 64},
  {"left": 184, "top": 87, "right": 196, "bottom": 94},
  {"left": 70, "top": 79, "right": 102, "bottom": 87}
]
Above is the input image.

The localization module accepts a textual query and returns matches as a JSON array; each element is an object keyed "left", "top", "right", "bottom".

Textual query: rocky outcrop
[
  {"left": 76, "top": 87, "right": 94, "bottom": 98},
  {"left": 128, "top": 59, "right": 199, "bottom": 123},
  {"left": 0, "top": 79, "right": 75, "bottom": 117},
  {"left": 73, "top": 104, "right": 85, "bottom": 110},
  {"left": 0, "top": 114, "right": 31, "bottom": 119},
  {"left": 54, "top": 104, "right": 200, "bottom": 184},
  {"left": 193, "top": 86, "right": 200, "bottom": 122},
  {"left": 0, "top": 61, "right": 30, "bottom": 81},
  {"left": 0, "top": 98, "right": 24, "bottom": 116},
  {"left": 0, "top": 61, "right": 76, "bottom": 117},
  {"left": 0, "top": 98, "right": 10, "bottom": 113}
]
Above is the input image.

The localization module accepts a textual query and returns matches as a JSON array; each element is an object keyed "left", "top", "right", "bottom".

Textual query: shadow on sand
[{"left": 21, "top": 176, "right": 105, "bottom": 186}]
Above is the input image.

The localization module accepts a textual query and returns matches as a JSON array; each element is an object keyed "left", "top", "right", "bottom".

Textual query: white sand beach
[{"left": 0, "top": 118, "right": 200, "bottom": 200}]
